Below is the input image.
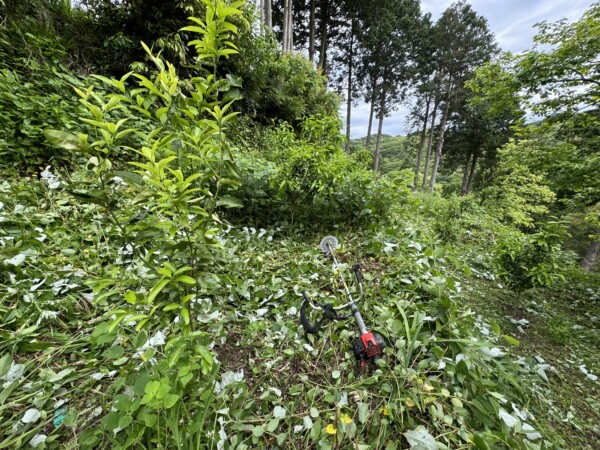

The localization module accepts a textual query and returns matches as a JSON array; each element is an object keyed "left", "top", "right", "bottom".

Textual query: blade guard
[{"left": 319, "top": 235, "right": 338, "bottom": 256}]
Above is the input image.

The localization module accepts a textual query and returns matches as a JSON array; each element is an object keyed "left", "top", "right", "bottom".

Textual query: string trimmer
[{"left": 300, "top": 236, "right": 386, "bottom": 366}]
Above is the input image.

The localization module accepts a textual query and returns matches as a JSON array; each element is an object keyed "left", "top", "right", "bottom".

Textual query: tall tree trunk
[
  {"left": 260, "top": 0, "right": 264, "bottom": 25},
  {"left": 318, "top": 0, "right": 328, "bottom": 73},
  {"left": 282, "top": 0, "right": 289, "bottom": 51},
  {"left": 413, "top": 94, "right": 431, "bottom": 191},
  {"left": 582, "top": 232, "right": 599, "bottom": 271},
  {"left": 283, "top": 0, "right": 293, "bottom": 52},
  {"left": 421, "top": 98, "right": 438, "bottom": 190},
  {"left": 460, "top": 152, "right": 472, "bottom": 196},
  {"left": 345, "top": 20, "right": 354, "bottom": 154},
  {"left": 366, "top": 86, "right": 376, "bottom": 148},
  {"left": 373, "top": 89, "right": 386, "bottom": 172},
  {"left": 429, "top": 92, "right": 451, "bottom": 193},
  {"left": 264, "top": 0, "right": 272, "bottom": 30},
  {"left": 308, "top": 0, "right": 315, "bottom": 62},
  {"left": 465, "top": 151, "right": 478, "bottom": 195},
  {"left": 287, "top": 0, "right": 293, "bottom": 51}
]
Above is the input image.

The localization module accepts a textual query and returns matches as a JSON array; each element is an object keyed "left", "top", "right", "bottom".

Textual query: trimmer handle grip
[
  {"left": 300, "top": 290, "right": 322, "bottom": 334},
  {"left": 352, "top": 264, "right": 363, "bottom": 284}
]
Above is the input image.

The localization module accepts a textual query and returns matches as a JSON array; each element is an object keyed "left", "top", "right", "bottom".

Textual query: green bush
[
  {"left": 266, "top": 116, "right": 408, "bottom": 227},
  {"left": 422, "top": 194, "right": 514, "bottom": 247},
  {"left": 40, "top": 2, "right": 246, "bottom": 447},
  {"left": 224, "top": 31, "right": 339, "bottom": 127},
  {"left": 0, "top": 26, "right": 87, "bottom": 170},
  {"left": 494, "top": 220, "right": 576, "bottom": 296}
]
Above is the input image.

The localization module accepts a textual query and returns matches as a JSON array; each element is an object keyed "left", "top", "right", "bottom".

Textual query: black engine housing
[{"left": 353, "top": 332, "right": 386, "bottom": 364}]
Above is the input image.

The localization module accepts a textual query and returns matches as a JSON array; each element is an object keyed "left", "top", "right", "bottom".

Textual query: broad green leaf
[
  {"left": 175, "top": 275, "right": 196, "bottom": 285},
  {"left": 403, "top": 426, "right": 438, "bottom": 449},
  {"left": 147, "top": 278, "right": 170, "bottom": 303},
  {"left": 503, "top": 335, "right": 520, "bottom": 346},
  {"left": 266, "top": 418, "right": 279, "bottom": 433},
  {"left": 44, "top": 130, "right": 82, "bottom": 151},
  {"left": 164, "top": 394, "right": 179, "bottom": 409},
  {"left": 358, "top": 403, "right": 369, "bottom": 424},
  {"left": 216, "top": 195, "right": 242, "bottom": 208}
]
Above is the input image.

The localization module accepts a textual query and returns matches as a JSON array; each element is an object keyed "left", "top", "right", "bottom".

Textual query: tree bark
[
  {"left": 345, "top": 20, "right": 354, "bottom": 154},
  {"left": 373, "top": 89, "right": 386, "bottom": 172},
  {"left": 582, "top": 233, "right": 599, "bottom": 271},
  {"left": 308, "top": 0, "right": 315, "bottom": 62},
  {"left": 421, "top": 97, "right": 438, "bottom": 190},
  {"left": 429, "top": 91, "right": 451, "bottom": 193},
  {"left": 366, "top": 86, "right": 376, "bottom": 148},
  {"left": 460, "top": 152, "right": 471, "bottom": 196},
  {"left": 283, "top": 0, "right": 293, "bottom": 52},
  {"left": 264, "top": 0, "right": 272, "bottom": 30},
  {"left": 287, "top": 0, "right": 293, "bottom": 50},
  {"left": 260, "top": 0, "right": 264, "bottom": 25},
  {"left": 413, "top": 94, "right": 431, "bottom": 191},
  {"left": 465, "top": 151, "right": 478, "bottom": 195},
  {"left": 318, "top": 0, "right": 328, "bottom": 73},
  {"left": 282, "top": 0, "right": 289, "bottom": 51}
]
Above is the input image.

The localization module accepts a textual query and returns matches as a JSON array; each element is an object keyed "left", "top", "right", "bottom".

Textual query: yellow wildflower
[
  {"left": 340, "top": 413, "right": 352, "bottom": 424},
  {"left": 326, "top": 424, "right": 337, "bottom": 435},
  {"left": 380, "top": 406, "right": 390, "bottom": 416}
]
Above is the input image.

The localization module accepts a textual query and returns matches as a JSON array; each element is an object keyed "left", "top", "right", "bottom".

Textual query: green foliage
[
  {"left": 519, "top": 3, "right": 600, "bottom": 120},
  {"left": 38, "top": 2, "right": 245, "bottom": 447},
  {"left": 469, "top": 3, "right": 600, "bottom": 268},
  {"left": 466, "top": 52, "right": 525, "bottom": 125},
  {"left": 494, "top": 221, "right": 575, "bottom": 296},
  {"left": 481, "top": 140, "right": 556, "bottom": 228},
  {"left": 271, "top": 120, "right": 346, "bottom": 222},
  {"left": 350, "top": 135, "right": 415, "bottom": 174},
  {"left": 547, "top": 317, "right": 572, "bottom": 345},
  {"left": 265, "top": 117, "right": 410, "bottom": 227},
  {"left": 419, "top": 193, "right": 516, "bottom": 249},
  {"left": 0, "top": 26, "right": 86, "bottom": 170},
  {"left": 228, "top": 38, "right": 340, "bottom": 126}
]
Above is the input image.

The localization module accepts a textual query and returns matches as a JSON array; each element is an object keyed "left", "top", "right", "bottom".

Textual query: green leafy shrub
[
  {"left": 266, "top": 116, "right": 409, "bottom": 227},
  {"left": 494, "top": 221, "right": 575, "bottom": 297},
  {"left": 0, "top": 26, "right": 85, "bottom": 170},
  {"left": 480, "top": 140, "right": 556, "bottom": 228},
  {"left": 428, "top": 194, "right": 477, "bottom": 242},
  {"left": 421, "top": 194, "right": 515, "bottom": 248},
  {"left": 39, "top": 1, "right": 247, "bottom": 447},
  {"left": 223, "top": 31, "right": 339, "bottom": 127}
]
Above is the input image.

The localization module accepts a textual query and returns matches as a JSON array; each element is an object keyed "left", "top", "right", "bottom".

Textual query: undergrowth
[{"left": 0, "top": 172, "right": 572, "bottom": 449}]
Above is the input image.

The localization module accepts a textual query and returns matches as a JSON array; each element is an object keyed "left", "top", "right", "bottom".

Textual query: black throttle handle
[
  {"left": 300, "top": 291, "right": 323, "bottom": 334},
  {"left": 352, "top": 264, "right": 363, "bottom": 283},
  {"left": 300, "top": 291, "right": 348, "bottom": 334}
]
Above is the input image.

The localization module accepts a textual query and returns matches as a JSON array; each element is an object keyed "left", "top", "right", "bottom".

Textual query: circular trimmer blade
[{"left": 319, "top": 236, "right": 339, "bottom": 256}]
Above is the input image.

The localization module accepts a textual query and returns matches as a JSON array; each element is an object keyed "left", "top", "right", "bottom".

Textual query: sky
[{"left": 343, "top": 0, "right": 595, "bottom": 138}]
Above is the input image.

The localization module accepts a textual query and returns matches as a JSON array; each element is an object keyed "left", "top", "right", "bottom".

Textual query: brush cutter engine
[
  {"left": 353, "top": 331, "right": 386, "bottom": 364},
  {"left": 300, "top": 236, "right": 386, "bottom": 366}
]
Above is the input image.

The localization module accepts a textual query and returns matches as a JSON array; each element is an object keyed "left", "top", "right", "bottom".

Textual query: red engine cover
[{"left": 361, "top": 332, "right": 382, "bottom": 358}]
